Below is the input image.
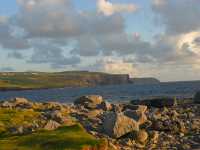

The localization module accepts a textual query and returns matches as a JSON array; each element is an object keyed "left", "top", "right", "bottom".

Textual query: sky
[{"left": 0, "top": 0, "right": 200, "bottom": 81}]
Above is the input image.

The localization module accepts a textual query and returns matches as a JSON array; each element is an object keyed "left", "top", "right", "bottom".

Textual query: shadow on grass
[{"left": 6, "top": 125, "right": 102, "bottom": 150}]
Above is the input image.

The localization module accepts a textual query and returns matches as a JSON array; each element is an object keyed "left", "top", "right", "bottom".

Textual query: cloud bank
[
  {"left": 97, "top": 0, "right": 138, "bottom": 16},
  {"left": 0, "top": 0, "right": 200, "bottom": 81}
]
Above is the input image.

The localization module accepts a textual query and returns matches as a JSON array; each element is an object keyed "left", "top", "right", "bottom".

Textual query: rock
[
  {"left": 100, "top": 101, "right": 112, "bottom": 111},
  {"left": 194, "top": 91, "right": 200, "bottom": 104},
  {"left": 86, "top": 109, "right": 104, "bottom": 119},
  {"left": 3, "top": 97, "right": 33, "bottom": 109},
  {"left": 42, "top": 102, "right": 64, "bottom": 111},
  {"left": 9, "top": 126, "right": 24, "bottom": 135},
  {"left": 191, "top": 119, "right": 200, "bottom": 131},
  {"left": 119, "top": 138, "right": 135, "bottom": 147},
  {"left": 51, "top": 110, "right": 63, "bottom": 120},
  {"left": 109, "top": 142, "right": 118, "bottom": 150},
  {"left": 102, "top": 112, "right": 139, "bottom": 138},
  {"left": 8, "top": 125, "right": 34, "bottom": 135},
  {"left": 178, "top": 121, "right": 187, "bottom": 133},
  {"left": 136, "top": 130, "right": 148, "bottom": 143},
  {"left": 44, "top": 120, "right": 61, "bottom": 130},
  {"left": 150, "top": 131, "right": 159, "bottom": 144},
  {"left": 111, "top": 103, "right": 124, "bottom": 112},
  {"left": 124, "top": 105, "right": 148, "bottom": 126},
  {"left": 181, "top": 144, "right": 191, "bottom": 150},
  {"left": 44, "top": 110, "right": 65, "bottom": 123},
  {"left": 74, "top": 95, "right": 104, "bottom": 109},
  {"left": 12, "top": 97, "right": 29, "bottom": 103},
  {"left": 123, "top": 105, "right": 147, "bottom": 112},
  {"left": 0, "top": 101, "right": 14, "bottom": 108},
  {"left": 124, "top": 111, "right": 147, "bottom": 126},
  {"left": 131, "top": 97, "right": 177, "bottom": 108}
]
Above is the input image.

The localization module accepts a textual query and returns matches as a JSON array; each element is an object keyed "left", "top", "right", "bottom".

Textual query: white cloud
[
  {"left": 0, "top": 16, "right": 8, "bottom": 24},
  {"left": 97, "top": 0, "right": 138, "bottom": 16},
  {"left": 177, "top": 31, "right": 200, "bottom": 56},
  {"left": 153, "top": 0, "right": 166, "bottom": 6},
  {"left": 152, "top": 0, "right": 200, "bottom": 35},
  {"left": 98, "top": 57, "right": 137, "bottom": 77}
]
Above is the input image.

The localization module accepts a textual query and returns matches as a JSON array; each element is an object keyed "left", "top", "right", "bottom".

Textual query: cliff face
[
  {"left": 87, "top": 74, "right": 130, "bottom": 85},
  {"left": 130, "top": 78, "right": 160, "bottom": 85},
  {"left": 0, "top": 71, "right": 161, "bottom": 90},
  {"left": 0, "top": 71, "right": 131, "bottom": 90},
  {"left": 61, "top": 73, "right": 130, "bottom": 86}
]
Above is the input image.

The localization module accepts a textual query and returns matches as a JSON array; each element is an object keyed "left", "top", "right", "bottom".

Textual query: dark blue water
[{"left": 0, "top": 82, "right": 200, "bottom": 103}]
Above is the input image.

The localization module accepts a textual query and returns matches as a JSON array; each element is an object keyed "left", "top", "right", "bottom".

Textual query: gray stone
[
  {"left": 136, "top": 130, "right": 148, "bottom": 143},
  {"left": 44, "top": 120, "right": 61, "bottom": 130},
  {"left": 131, "top": 97, "right": 177, "bottom": 108},
  {"left": 124, "top": 105, "right": 147, "bottom": 126},
  {"left": 1, "top": 98, "right": 33, "bottom": 109},
  {"left": 9, "top": 126, "right": 24, "bottom": 135},
  {"left": 194, "top": 91, "right": 200, "bottom": 104},
  {"left": 43, "top": 102, "right": 64, "bottom": 111},
  {"left": 124, "top": 111, "right": 147, "bottom": 126},
  {"left": 100, "top": 101, "right": 112, "bottom": 111},
  {"left": 12, "top": 97, "right": 33, "bottom": 109},
  {"left": 74, "top": 95, "right": 104, "bottom": 109},
  {"left": 0, "top": 101, "right": 14, "bottom": 108},
  {"left": 102, "top": 112, "right": 139, "bottom": 138}
]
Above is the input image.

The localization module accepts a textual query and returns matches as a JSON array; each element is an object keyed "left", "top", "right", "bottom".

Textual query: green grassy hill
[
  {"left": 0, "top": 108, "right": 106, "bottom": 150},
  {"left": 0, "top": 71, "right": 130, "bottom": 90},
  {"left": 0, "top": 125, "right": 105, "bottom": 150}
]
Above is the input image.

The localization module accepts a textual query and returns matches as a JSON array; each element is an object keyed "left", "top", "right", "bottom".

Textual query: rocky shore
[{"left": 0, "top": 93, "right": 200, "bottom": 150}]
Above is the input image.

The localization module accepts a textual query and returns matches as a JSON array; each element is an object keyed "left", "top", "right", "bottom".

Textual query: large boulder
[
  {"left": 100, "top": 101, "right": 113, "bottom": 111},
  {"left": 9, "top": 126, "right": 24, "bottom": 135},
  {"left": 13, "top": 97, "right": 33, "bottom": 108},
  {"left": 74, "top": 95, "right": 104, "bottom": 109},
  {"left": 131, "top": 97, "right": 177, "bottom": 108},
  {"left": 86, "top": 109, "right": 104, "bottom": 119},
  {"left": 43, "top": 110, "right": 74, "bottom": 125},
  {"left": 44, "top": 120, "right": 61, "bottom": 130},
  {"left": 124, "top": 105, "right": 148, "bottom": 126},
  {"left": 42, "top": 102, "right": 65, "bottom": 111},
  {"left": 1, "top": 98, "right": 33, "bottom": 109},
  {"left": 0, "top": 101, "right": 14, "bottom": 108},
  {"left": 136, "top": 130, "right": 148, "bottom": 143},
  {"left": 44, "top": 110, "right": 64, "bottom": 123},
  {"left": 11, "top": 97, "right": 30, "bottom": 104},
  {"left": 102, "top": 112, "right": 139, "bottom": 138},
  {"left": 194, "top": 91, "right": 200, "bottom": 104}
]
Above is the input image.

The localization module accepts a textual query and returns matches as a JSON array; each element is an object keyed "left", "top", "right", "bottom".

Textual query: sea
[{"left": 0, "top": 81, "right": 200, "bottom": 103}]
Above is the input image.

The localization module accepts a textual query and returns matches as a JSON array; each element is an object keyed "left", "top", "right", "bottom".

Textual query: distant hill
[
  {"left": 130, "top": 78, "right": 160, "bottom": 85},
  {"left": 0, "top": 71, "right": 162, "bottom": 90},
  {"left": 0, "top": 71, "right": 130, "bottom": 90}
]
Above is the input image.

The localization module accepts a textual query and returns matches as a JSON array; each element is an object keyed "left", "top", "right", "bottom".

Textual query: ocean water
[{"left": 0, "top": 81, "right": 200, "bottom": 103}]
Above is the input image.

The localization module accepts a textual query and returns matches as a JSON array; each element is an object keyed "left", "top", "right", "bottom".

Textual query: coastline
[{"left": 0, "top": 95, "right": 199, "bottom": 149}]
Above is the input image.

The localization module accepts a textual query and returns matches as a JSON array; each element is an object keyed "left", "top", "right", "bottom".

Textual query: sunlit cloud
[{"left": 97, "top": 0, "right": 138, "bottom": 16}]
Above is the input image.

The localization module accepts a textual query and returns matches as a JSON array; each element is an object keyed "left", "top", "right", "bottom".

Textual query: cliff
[
  {"left": 61, "top": 72, "right": 130, "bottom": 86},
  {"left": 130, "top": 77, "right": 160, "bottom": 85},
  {"left": 0, "top": 71, "right": 130, "bottom": 90}
]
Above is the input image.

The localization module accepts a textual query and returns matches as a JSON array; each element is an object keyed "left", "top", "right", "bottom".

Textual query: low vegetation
[
  {"left": 0, "top": 71, "right": 129, "bottom": 90},
  {"left": 0, "top": 109, "right": 41, "bottom": 134},
  {"left": 0, "top": 125, "right": 105, "bottom": 150},
  {"left": 0, "top": 108, "right": 106, "bottom": 150}
]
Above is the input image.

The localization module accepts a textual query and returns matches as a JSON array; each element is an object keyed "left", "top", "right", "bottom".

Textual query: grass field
[
  {"left": 0, "top": 108, "right": 106, "bottom": 150},
  {"left": 0, "top": 71, "right": 116, "bottom": 90},
  {"left": 0, "top": 125, "right": 106, "bottom": 150},
  {"left": 0, "top": 109, "right": 41, "bottom": 134},
  {"left": 0, "top": 72, "right": 99, "bottom": 90}
]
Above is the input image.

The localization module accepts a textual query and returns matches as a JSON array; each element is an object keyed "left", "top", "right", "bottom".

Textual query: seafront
[{"left": 0, "top": 94, "right": 199, "bottom": 150}]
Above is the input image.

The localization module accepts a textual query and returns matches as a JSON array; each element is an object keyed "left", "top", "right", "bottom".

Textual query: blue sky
[
  {"left": 0, "top": 0, "right": 200, "bottom": 81},
  {"left": 0, "top": 0, "right": 18, "bottom": 15}
]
